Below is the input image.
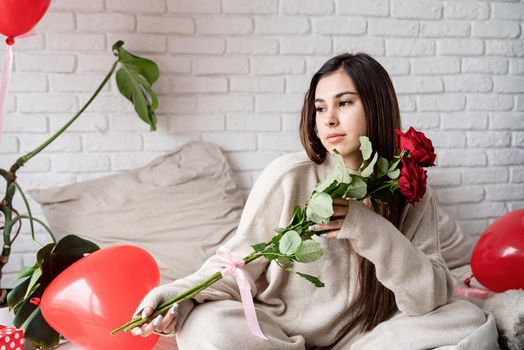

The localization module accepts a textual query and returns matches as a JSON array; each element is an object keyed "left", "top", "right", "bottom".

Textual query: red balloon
[
  {"left": 0, "top": 0, "right": 51, "bottom": 41},
  {"left": 471, "top": 209, "right": 524, "bottom": 293},
  {"left": 41, "top": 245, "right": 160, "bottom": 350}
]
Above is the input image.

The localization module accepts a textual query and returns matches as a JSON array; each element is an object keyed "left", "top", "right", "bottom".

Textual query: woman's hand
[
  {"left": 130, "top": 284, "right": 180, "bottom": 337},
  {"left": 309, "top": 197, "right": 372, "bottom": 239}
]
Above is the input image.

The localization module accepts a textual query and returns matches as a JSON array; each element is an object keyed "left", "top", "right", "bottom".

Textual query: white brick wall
[{"left": 0, "top": 0, "right": 522, "bottom": 287}]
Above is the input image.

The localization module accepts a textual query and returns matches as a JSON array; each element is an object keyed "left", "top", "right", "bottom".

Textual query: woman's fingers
[{"left": 132, "top": 304, "right": 179, "bottom": 337}]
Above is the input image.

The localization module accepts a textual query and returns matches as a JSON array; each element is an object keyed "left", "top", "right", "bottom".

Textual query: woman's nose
[{"left": 325, "top": 108, "right": 339, "bottom": 126}]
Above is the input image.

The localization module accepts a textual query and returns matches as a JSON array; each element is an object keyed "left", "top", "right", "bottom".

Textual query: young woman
[{"left": 131, "top": 53, "right": 497, "bottom": 349}]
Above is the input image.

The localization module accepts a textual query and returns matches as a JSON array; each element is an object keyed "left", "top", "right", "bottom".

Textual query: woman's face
[{"left": 314, "top": 68, "right": 367, "bottom": 171}]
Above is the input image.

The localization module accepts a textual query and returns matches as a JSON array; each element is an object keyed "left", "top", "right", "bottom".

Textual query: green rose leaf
[
  {"left": 388, "top": 158, "right": 401, "bottom": 172},
  {"left": 295, "top": 240, "right": 325, "bottom": 263},
  {"left": 359, "top": 136, "right": 373, "bottom": 161},
  {"left": 333, "top": 149, "right": 351, "bottom": 184},
  {"left": 361, "top": 151, "right": 378, "bottom": 178},
  {"left": 345, "top": 176, "right": 367, "bottom": 199},
  {"left": 387, "top": 168, "right": 400, "bottom": 179},
  {"left": 315, "top": 173, "right": 337, "bottom": 193},
  {"left": 296, "top": 272, "right": 325, "bottom": 287},
  {"left": 306, "top": 192, "right": 333, "bottom": 224},
  {"left": 378, "top": 157, "right": 389, "bottom": 176},
  {"left": 279, "top": 231, "right": 302, "bottom": 256},
  {"left": 251, "top": 242, "right": 267, "bottom": 252},
  {"left": 276, "top": 257, "right": 294, "bottom": 271}
]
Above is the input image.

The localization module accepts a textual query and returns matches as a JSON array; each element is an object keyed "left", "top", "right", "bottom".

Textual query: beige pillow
[{"left": 29, "top": 141, "right": 245, "bottom": 284}]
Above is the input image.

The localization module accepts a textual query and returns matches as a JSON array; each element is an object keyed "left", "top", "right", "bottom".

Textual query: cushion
[{"left": 29, "top": 141, "right": 245, "bottom": 284}]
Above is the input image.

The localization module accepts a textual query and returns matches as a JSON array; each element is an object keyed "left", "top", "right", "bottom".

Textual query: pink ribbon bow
[{"left": 216, "top": 245, "right": 268, "bottom": 340}]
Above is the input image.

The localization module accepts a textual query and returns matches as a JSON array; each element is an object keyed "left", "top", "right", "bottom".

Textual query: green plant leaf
[
  {"left": 24, "top": 268, "right": 42, "bottom": 300},
  {"left": 16, "top": 263, "right": 38, "bottom": 281},
  {"left": 12, "top": 294, "right": 39, "bottom": 328},
  {"left": 359, "top": 136, "right": 372, "bottom": 161},
  {"left": 251, "top": 242, "right": 267, "bottom": 252},
  {"left": 305, "top": 192, "right": 333, "bottom": 224},
  {"left": 113, "top": 41, "right": 159, "bottom": 131},
  {"left": 296, "top": 272, "right": 325, "bottom": 287},
  {"left": 345, "top": 176, "right": 367, "bottom": 199},
  {"left": 7, "top": 277, "right": 30, "bottom": 311},
  {"left": 295, "top": 240, "right": 325, "bottom": 263},
  {"left": 23, "top": 308, "right": 61, "bottom": 349},
  {"left": 378, "top": 157, "right": 389, "bottom": 176},
  {"left": 387, "top": 168, "right": 400, "bottom": 179},
  {"left": 276, "top": 257, "right": 294, "bottom": 271},
  {"left": 361, "top": 152, "right": 378, "bottom": 178},
  {"left": 288, "top": 205, "right": 303, "bottom": 226},
  {"left": 333, "top": 149, "right": 351, "bottom": 184},
  {"left": 330, "top": 182, "right": 349, "bottom": 198},
  {"left": 315, "top": 172, "right": 337, "bottom": 193},
  {"left": 279, "top": 231, "right": 302, "bottom": 256},
  {"left": 388, "top": 158, "right": 401, "bottom": 172}
]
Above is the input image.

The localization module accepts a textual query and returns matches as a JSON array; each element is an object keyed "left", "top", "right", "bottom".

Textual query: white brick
[
  {"left": 157, "top": 97, "right": 196, "bottom": 114},
  {"left": 258, "top": 133, "right": 302, "bottom": 151},
  {"left": 146, "top": 55, "right": 191, "bottom": 74},
  {"left": 80, "top": 95, "right": 134, "bottom": 113},
  {"left": 50, "top": 74, "right": 110, "bottom": 93},
  {"left": 168, "top": 37, "right": 225, "bottom": 54},
  {"left": 392, "top": 76, "right": 443, "bottom": 94},
  {"left": 437, "top": 39, "right": 484, "bottom": 55},
  {"left": 255, "top": 17, "right": 310, "bottom": 34},
  {"left": 167, "top": 0, "right": 221, "bottom": 13},
  {"left": 227, "top": 38, "right": 278, "bottom": 54},
  {"left": 401, "top": 113, "right": 440, "bottom": 130},
  {"left": 513, "top": 132, "right": 524, "bottom": 147},
  {"left": 282, "top": 113, "right": 300, "bottom": 132},
  {"left": 286, "top": 76, "right": 311, "bottom": 93},
  {"left": 463, "top": 167, "right": 509, "bottom": 184},
  {"left": 197, "top": 96, "right": 253, "bottom": 113},
  {"left": 53, "top": 0, "right": 104, "bottom": 10},
  {"left": 19, "top": 134, "right": 82, "bottom": 153},
  {"left": 196, "top": 17, "right": 253, "bottom": 35},
  {"left": 306, "top": 56, "right": 336, "bottom": 75},
  {"left": 425, "top": 130, "right": 465, "bottom": 148},
  {"left": 194, "top": 57, "right": 248, "bottom": 75},
  {"left": 78, "top": 13, "right": 135, "bottom": 31},
  {"left": 511, "top": 167, "right": 524, "bottom": 183},
  {"left": 110, "top": 114, "right": 168, "bottom": 132},
  {"left": 455, "top": 203, "right": 507, "bottom": 220},
  {"left": 50, "top": 114, "right": 108, "bottom": 133},
  {"left": 15, "top": 53, "right": 76, "bottom": 73},
  {"left": 280, "top": 36, "right": 332, "bottom": 55},
  {"left": 137, "top": 16, "right": 194, "bottom": 34},
  {"left": 252, "top": 57, "right": 305, "bottom": 75},
  {"left": 84, "top": 134, "right": 142, "bottom": 152},
  {"left": 443, "top": 1, "right": 490, "bottom": 20},
  {"left": 39, "top": 12, "right": 75, "bottom": 31},
  {"left": 441, "top": 112, "right": 488, "bottom": 130},
  {"left": 462, "top": 57, "right": 509, "bottom": 75},
  {"left": 225, "top": 151, "right": 280, "bottom": 171},
  {"left": 13, "top": 34, "right": 45, "bottom": 50},
  {"left": 18, "top": 173, "right": 76, "bottom": 189},
  {"left": 412, "top": 57, "right": 460, "bottom": 75},
  {"left": 282, "top": 0, "right": 334, "bottom": 14},
  {"left": 485, "top": 185, "right": 524, "bottom": 201},
  {"left": 201, "top": 132, "right": 257, "bottom": 151},
  {"left": 368, "top": 18, "right": 419, "bottom": 37},
  {"left": 312, "top": 16, "right": 365, "bottom": 35},
  {"left": 2, "top": 255, "right": 22, "bottom": 274},
  {"left": 518, "top": 96, "right": 524, "bottom": 111},
  {"left": 111, "top": 152, "right": 160, "bottom": 171},
  {"left": 6, "top": 95, "right": 15, "bottom": 113},
  {"left": 493, "top": 76, "right": 524, "bottom": 93},
  {"left": 107, "top": 34, "right": 166, "bottom": 53},
  {"left": 443, "top": 76, "right": 493, "bottom": 93},
  {"left": 420, "top": 21, "right": 470, "bottom": 38},
  {"left": 375, "top": 57, "right": 410, "bottom": 75},
  {"left": 255, "top": 94, "right": 302, "bottom": 113},
  {"left": 16, "top": 155, "right": 50, "bottom": 173},
  {"left": 230, "top": 77, "right": 284, "bottom": 93},
  {"left": 338, "top": 0, "right": 389, "bottom": 17},
  {"left": 223, "top": 0, "right": 278, "bottom": 14},
  {"left": 172, "top": 77, "right": 227, "bottom": 93},
  {"left": 438, "top": 150, "right": 486, "bottom": 167},
  {"left": 473, "top": 21, "right": 521, "bottom": 39},
  {"left": 386, "top": 39, "right": 435, "bottom": 56},
  {"left": 391, "top": 0, "right": 442, "bottom": 19},
  {"left": 490, "top": 112, "right": 524, "bottom": 129},
  {"left": 52, "top": 154, "right": 111, "bottom": 172},
  {"left": 486, "top": 40, "right": 524, "bottom": 57},
  {"left": 142, "top": 133, "right": 199, "bottom": 151},
  {"left": 509, "top": 202, "right": 524, "bottom": 211},
  {"left": 227, "top": 113, "right": 281, "bottom": 131},
  {"left": 9, "top": 74, "right": 48, "bottom": 92},
  {"left": 418, "top": 94, "right": 466, "bottom": 112},
  {"left": 466, "top": 131, "right": 511, "bottom": 148},
  {"left": 510, "top": 59, "right": 524, "bottom": 75},
  {"left": 426, "top": 168, "right": 461, "bottom": 186},
  {"left": 0, "top": 136, "right": 18, "bottom": 153},
  {"left": 487, "top": 149, "right": 524, "bottom": 166},
  {"left": 397, "top": 96, "right": 416, "bottom": 112},
  {"left": 170, "top": 114, "right": 225, "bottom": 132},
  {"left": 334, "top": 37, "right": 385, "bottom": 56},
  {"left": 3, "top": 115, "right": 48, "bottom": 133},
  {"left": 493, "top": 2, "right": 524, "bottom": 21},
  {"left": 77, "top": 54, "right": 118, "bottom": 73},
  {"left": 467, "top": 94, "right": 514, "bottom": 111},
  {"left": 47, "top": 33, "right": 105, "bottom": 51},
  {"left": 18, "top": 95, "right": 77, "bottom": 113},
  {"left": 107, "top": 0, "right": 165, "bottom": 12},
  {"left": 434, "top": 186, "right": 484, "bottom": 204}
]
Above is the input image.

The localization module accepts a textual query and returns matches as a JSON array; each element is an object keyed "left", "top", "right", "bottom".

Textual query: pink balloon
[
  {"left": 41, "top": 245, "right": 160, "bottom": 350},
  {"left": 471, "top": 209, "right": 524, "bottom": 293}
]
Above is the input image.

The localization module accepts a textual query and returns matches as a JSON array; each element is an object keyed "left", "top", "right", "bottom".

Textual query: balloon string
[{"left": 0, "top": 44, "right": 13, "bottom": 142}]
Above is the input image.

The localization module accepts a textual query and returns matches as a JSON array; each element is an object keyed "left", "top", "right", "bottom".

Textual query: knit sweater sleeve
[{"left": 337, "top": 185, "right": 455, "bottom": 316}]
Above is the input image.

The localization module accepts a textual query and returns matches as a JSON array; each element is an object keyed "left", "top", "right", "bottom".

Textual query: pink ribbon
[{"left": 216, "top": 245, "right": 268, "bottom": 340}]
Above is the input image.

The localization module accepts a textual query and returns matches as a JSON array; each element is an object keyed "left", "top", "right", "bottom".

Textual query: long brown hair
[{"left": 299, "top": 52, "right": 407, "bottom": 332}]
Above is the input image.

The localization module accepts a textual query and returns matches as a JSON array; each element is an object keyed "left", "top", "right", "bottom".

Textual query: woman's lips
[{"left": 327, "top": 135, "right": 345, "bottom": 143}]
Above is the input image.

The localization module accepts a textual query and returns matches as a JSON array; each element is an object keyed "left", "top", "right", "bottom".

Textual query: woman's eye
[
  {"left": 315, "top": 106, "right": 325, "bottom": 112},
  {"left": 340, "top": 100, "right": 351, "bottom": 107}
]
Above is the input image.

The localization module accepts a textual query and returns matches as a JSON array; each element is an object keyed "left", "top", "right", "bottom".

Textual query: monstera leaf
[
  {"left": 113, "top": 40, "right": 159, "bottom": 131},
  {"left": 7, "top": 235, "right": 99, "bottom": 349}
]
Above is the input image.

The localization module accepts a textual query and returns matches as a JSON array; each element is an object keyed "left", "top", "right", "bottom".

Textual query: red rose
[
  {"left": 398, "top": 157, "right": 427, "bottom": 204},
  {"left": 395, "top": 127, "right": 436, "bottom": 167}
]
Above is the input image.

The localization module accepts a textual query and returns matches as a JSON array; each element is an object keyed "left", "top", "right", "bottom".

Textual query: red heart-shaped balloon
[
  {"left": 41, "top": 245, "right": 160, "bottom": 350},
  {"left": 471, "top": 209, "right": 524, "bottom": 292},
  {"left": 0, "top": 0, "right": 51, "bottom": 39}
]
